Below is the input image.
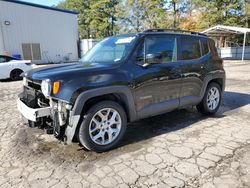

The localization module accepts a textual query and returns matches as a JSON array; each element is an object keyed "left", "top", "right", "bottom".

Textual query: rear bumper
[{"left": 17, "top": 98, "right": 50, "bottom": 122}]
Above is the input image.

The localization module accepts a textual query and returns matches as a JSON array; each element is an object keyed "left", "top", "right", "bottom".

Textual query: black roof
[{"left": 3, "top": 0, "right": 78, "bottom": 15}]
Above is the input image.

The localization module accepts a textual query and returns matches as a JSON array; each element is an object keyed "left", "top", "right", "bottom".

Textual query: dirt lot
[{"left": 0, "top": 61, "right": 250, "bottom": 188}]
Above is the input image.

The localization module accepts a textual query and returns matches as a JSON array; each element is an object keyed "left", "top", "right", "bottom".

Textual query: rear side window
[
  {"left": 201, "top": 39, "right": 209, "bottom": 56},
  {"left": 179, "top": 37, "right": 201, "bottom": 60}
]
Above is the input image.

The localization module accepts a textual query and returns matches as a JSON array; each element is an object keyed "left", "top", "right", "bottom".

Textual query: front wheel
[
  {"left": 197, "top": 82, "right": 222, "bottom": 115},
  {"left": 77, "top": 101, "right": 127, "bottom": 152}
]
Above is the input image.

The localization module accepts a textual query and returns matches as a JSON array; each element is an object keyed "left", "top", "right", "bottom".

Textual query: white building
[
  {"left": 80, "top": 39, "right": 100, "bottom": 56},
  {"left": 0, "top": 0, "right": 79, "bottom": 63}
]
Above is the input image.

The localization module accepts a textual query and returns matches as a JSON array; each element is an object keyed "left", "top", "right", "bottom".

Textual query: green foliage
[
  {"left": 58, "top": 0, "right": 119, "bottom": 38},
  {"left": 116, "top": 0, "right": 168, "bottom": 32},
  {"left": 196, "top": 0, "right": 246, "bottom": 29},
  {"left": 89, "top": 0, "right": 120, "bottom": 38},
  {"left": 57, "top": 0, "right": 250, "bottom": 38}
]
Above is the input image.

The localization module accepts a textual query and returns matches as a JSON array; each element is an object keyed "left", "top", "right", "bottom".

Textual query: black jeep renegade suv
[{"left": 17, "top": 29, "right": 225, "bottom": 152}]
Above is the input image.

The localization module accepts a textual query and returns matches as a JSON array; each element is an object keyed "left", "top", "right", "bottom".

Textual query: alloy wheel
[
  {"left": 89, "top": 108, "right": 122, "bottom": 145},
  {"left": 206, "top": 87, "right": 220, "bottom": 111}
]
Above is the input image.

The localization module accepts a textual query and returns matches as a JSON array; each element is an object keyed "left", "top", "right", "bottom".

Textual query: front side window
[
  {"left": 179, "top": 37, "right": 201, "bottom": 60},
  {"left": 80, "top": 35, "right": 137, "bottom": 64},
  {"left": 136, "top": 35, "right": 177, "bottom": 64}
]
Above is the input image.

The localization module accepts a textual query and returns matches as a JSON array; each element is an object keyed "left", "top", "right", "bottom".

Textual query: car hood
[{"left": 24, "top": 62, "right": 116, "bottom": 81}]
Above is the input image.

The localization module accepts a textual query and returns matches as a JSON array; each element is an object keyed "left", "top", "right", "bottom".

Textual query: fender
[
  {"left": 65, "top": 86, "right": 137, "bottom": 144},
  {"left": 199, "top": 70, "right": 226, "bottom": 101}
]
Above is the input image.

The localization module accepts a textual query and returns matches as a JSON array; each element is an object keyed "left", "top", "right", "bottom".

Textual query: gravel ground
[{"left": 0, "top": 61, "right": 250, "bottom": 188}]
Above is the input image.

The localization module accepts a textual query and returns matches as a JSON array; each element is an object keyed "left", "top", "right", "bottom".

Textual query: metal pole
[{"left": 242, "top": 32, "right": 246, "bottom": 61}]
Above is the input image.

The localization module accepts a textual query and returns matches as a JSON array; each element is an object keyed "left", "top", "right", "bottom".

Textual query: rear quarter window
[{"left": 208, "top": 39, "right": 219, "bottom": 58}]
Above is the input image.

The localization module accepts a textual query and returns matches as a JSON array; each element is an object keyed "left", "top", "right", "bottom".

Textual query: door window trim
[{"left": 135, "top": 34, "right": 178, "bottom": 65}]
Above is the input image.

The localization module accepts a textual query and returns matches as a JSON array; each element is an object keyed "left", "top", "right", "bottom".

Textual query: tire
[
  {"left": 197, "top": 82, "right": 222, "bottom": 115},
  {"left": 10, "top": 69, "right": 23, "bottom": 81},
  {"left": 77, "top": 100, "right": 127, "bottom": 152}
]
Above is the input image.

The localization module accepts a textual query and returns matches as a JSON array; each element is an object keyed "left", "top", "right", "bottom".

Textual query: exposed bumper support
[
  {"left": 17, "top": 98, "right": 50, "bottom": 122},
  {"left": 64, "top": 113, "right": 80, "bottom": 145}
]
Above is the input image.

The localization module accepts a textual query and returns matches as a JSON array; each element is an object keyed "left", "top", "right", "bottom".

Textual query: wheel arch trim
[
  {"left": 200, "top": 71, "right": 225, "bottom": 101},
  {"left": 72, "top": 86, "right": 136, "bottom": 120},
  {"left": 64, "top": 86, "right": 136, "bottom": 145}
]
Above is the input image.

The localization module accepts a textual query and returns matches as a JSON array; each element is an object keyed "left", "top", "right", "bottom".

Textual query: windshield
[{"left": 80, "top": 35, "right": 137, "bottom": 64}]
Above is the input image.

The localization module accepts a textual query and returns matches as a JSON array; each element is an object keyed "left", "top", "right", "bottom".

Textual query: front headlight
[{"left": 41, "top": 79, "right": 51, "bottom": 98}]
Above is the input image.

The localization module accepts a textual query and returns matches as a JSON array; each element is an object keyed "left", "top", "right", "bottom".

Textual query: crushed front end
[{"left": 17, "top": 77, "right": 73, "bottom": 142}]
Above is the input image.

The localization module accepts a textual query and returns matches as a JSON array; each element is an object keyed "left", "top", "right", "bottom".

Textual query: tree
[
  {"left": 89, "top": 0, "right": 120, "bottom": 38},
  {"left": 244, "top": 1, "right": 250, "bottom": 27},
  {"left": 57, "top": 0, "right": 249, "bottom": 38},
  {"left": 179, "top": 12, "right": 204, "bottom": 31},
  {"left": 163, "top": 0, "right": 189, "bottom": 29},
  {"left": 116, "top": 0, "right": 168, "bottom": 32},
  {"left": 57, "top": 0, "right": 119, "bottom": 38},
  {"left": 188, "top": 0, "right": 246, "bottom": 31}
]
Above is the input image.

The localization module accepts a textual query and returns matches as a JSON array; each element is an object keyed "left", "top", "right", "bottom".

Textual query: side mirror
[{"left": 145, "top": 53, "right": 162, "bottom": 65}]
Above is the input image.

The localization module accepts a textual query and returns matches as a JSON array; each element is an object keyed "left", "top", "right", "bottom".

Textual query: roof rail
[{"left": 143, "top": 28, "right": 207, "bottom": 36}]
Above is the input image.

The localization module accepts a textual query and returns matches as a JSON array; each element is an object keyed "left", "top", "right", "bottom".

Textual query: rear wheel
[
  {"left": 197, "top": 82, "right": 222, "bottom": 115},
  {"left": 77, "top": 101, "right": 127, "bottom": 152},
  {"left": 10, "top": 69, "right": 23, "bottom": 81}
]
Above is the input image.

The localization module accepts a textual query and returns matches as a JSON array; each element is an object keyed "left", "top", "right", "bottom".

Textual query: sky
[{"left": 20, "top": 0, "right": 63, "bottom": 6}]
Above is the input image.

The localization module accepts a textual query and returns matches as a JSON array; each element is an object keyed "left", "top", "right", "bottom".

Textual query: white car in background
[{"left": 0, "top": 55, "right": 33, "bottom": 80}]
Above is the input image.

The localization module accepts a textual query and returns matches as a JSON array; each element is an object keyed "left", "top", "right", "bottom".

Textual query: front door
[{"left": 132, "top": 34, "right": 182, "bottom": 119}]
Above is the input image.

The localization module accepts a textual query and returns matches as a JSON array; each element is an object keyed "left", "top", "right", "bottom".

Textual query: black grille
[
  {"left": 19, "top": 87, "right": 40, "bottom": 108},
  {"left": 19, "top": 79, "right": 49, "bottom": 108},
  {"left": 27, "top": 81, "right": 41, "bottom": 91}
]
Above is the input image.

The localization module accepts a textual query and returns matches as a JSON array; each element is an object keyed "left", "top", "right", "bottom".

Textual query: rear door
[
  {"left": 132, "top": 34, "right": 182, "bottom": 118},
  {"left": 178, "top": 36, "right": 209, "bottom": 106}
]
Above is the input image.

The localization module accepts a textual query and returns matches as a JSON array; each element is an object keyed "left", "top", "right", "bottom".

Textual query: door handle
[
  {"left": 170, "top": 68, "right": 181, "bottom": 74},
  {"left": 170, "top": 68, "right": 181, "bottom": 79}
]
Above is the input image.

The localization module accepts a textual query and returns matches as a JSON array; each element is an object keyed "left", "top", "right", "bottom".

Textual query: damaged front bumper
[
  {"left": 17, "top": 97, "right": 80, "bottom": 145},
  {"left": 17, "top": 79, "right": 82, "bottom": 145},
  {"left": 17, "top": 98, "right": 50, "bottom": 122}
]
